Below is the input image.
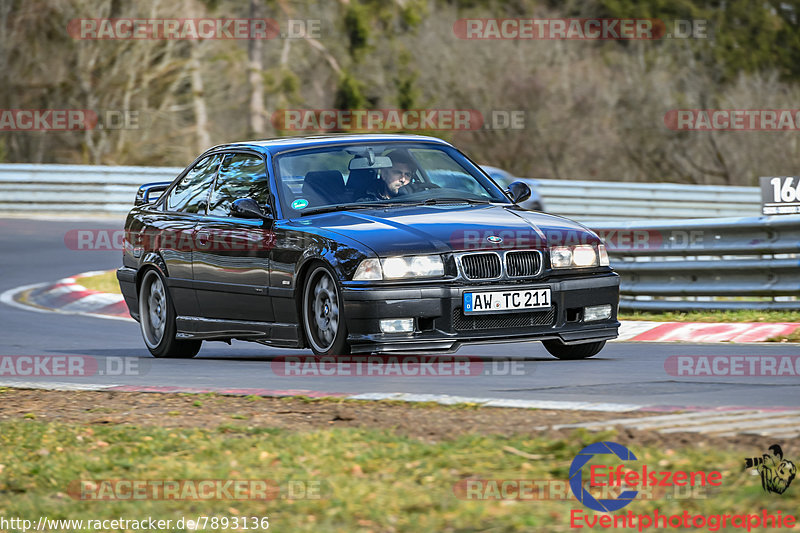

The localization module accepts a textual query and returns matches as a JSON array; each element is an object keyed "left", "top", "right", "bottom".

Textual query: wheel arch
[{"left": 135, "top": 252, "right": 168, "bottom": 295}]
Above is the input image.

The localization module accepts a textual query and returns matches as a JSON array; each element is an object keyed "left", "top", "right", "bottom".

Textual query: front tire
[
  {"left": 543, "top": 340, "right": 606, "bottom": 360},
  {"left": 138, "top": 269, "right": 201, "bottom": 358},
  {"left": 302, "top": 264, "right": 350, "bottom": 355}
]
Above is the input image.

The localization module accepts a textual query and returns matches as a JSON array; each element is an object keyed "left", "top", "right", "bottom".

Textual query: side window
[
  {"left": 208, "top": 153, "right": 269, "bottom": 217},
  {"left": 165, "top": 155, "right": 221, "bottom": 213}
]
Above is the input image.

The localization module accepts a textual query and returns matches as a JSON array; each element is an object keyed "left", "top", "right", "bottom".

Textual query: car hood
[{"left": 289, "top": 204, "right": 600, "bottom": 256}]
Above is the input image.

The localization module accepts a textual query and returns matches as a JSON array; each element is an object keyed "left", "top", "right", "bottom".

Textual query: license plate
[{"left": 463, "top": 288, "right": 551, "bottom": 314}]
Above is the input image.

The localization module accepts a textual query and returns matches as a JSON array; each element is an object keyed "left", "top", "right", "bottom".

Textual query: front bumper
[{"left": 341, "top": 273, "right": 620, "bottom": 353}]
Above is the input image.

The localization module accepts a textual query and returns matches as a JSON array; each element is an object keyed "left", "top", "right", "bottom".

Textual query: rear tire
[
  {"left": 543, "top": 340, "right": 606, "bottom": 360},
  {"left": 138, "top": 269, "right": 201, "bottom": 358}
]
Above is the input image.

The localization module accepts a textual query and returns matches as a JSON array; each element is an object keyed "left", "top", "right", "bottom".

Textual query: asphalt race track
[{"left": 1, "top": 217, "right": 798, "bottom": 410}]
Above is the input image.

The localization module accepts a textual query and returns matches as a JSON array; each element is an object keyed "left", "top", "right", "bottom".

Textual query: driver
[{"left": 359, "top": 153, "right": 416, "bottom": 201}]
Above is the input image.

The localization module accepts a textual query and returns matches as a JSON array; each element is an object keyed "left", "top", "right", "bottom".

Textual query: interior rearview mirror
[{"left": 349, "top": 156, "right": 393, "bottom": 170}]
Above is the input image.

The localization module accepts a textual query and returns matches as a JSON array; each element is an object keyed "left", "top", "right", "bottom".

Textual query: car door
[
  {"left": 192, "top": 152, "right": 275, "bottom": 322},
  {"left": 153, "top": 154, "right": 221, "bottom": 317}
]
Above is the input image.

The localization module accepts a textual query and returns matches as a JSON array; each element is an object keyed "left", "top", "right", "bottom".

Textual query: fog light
[
  {"left": 584, "top": 304, "right": 612, "bottom": 322},
  {"left": 380, "top": 318, "right": 414, "bottom": 333}
]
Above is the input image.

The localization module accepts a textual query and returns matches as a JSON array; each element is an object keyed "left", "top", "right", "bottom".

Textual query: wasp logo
[{"left": 744, "top": 444, "right": 796, "bottom": 495}]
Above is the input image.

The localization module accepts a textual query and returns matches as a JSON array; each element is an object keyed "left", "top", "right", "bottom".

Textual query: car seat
[{"left": 301, "top": 170, "right": 349, "bottom": 206}]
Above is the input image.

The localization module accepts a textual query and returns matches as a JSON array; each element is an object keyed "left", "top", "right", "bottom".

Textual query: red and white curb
[
  {"left": 1, "top": 380, "right": 796, "bottom": 437},
  {"left": 0, "top": 271, "right": 133, "bottom": 322},
  {"left": 2, "top": 272, "right": 799, "bottom": 342},
  {"left": 616, "top": 320, "right": 800, "bottom": 343}
]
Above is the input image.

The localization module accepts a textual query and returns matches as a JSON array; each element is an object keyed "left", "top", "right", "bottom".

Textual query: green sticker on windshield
[{"left": 291, "top": 199, "right": 309, "bottom": 210}]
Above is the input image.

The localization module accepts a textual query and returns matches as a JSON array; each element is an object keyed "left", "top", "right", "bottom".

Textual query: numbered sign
[{"left": 760, "top": 176, "right": 800, "bottom": 215}]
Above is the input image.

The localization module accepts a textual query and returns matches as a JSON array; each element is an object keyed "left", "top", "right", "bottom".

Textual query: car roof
[{"left": 204, "top": 133, "right": 452, "bottom": 155}]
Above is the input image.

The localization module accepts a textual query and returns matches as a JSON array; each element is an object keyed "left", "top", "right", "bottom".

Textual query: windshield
[{"left": 274, "top": 143, "right": 510, "bottom": 216}]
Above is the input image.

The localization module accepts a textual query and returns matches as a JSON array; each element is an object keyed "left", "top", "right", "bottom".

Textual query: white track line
[
  {"left": 0, "top": 380, "right": 120, "bottom": 391},
  {"left": 553, "top": 409, "right": 762, "bottom": 429},
  {"left": 555, "top": 409, "right": 800, "bottom": 438},
  {"left": 346, "top": 392, "right": 646, "bottom": 412},
  {"left": 659, "top": 414, "right": 800, "bottom": 434}
]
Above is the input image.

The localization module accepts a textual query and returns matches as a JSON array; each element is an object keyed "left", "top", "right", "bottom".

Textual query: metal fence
[
  {"left": 0, "top": 163, "right": 761, "bottom": 221},
  {"left": 588, "top": 215, "right": 800, "bottom": 311}
]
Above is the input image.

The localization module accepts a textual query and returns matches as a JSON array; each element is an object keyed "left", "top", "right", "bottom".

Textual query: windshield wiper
[
  {"left": 419, "top": 197, "right": 496, "bottom": 205},
  {"left": 299, "top": 202, "right": 398, "bottom": 216}
]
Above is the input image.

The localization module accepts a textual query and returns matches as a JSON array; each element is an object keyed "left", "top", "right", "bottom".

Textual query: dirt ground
[{"left": 0, "top": 388, "right": 787, "bottom": 451}]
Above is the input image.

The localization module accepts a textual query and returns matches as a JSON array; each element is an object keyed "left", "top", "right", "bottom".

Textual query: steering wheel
[{"left": 401, "top": 181, "right": 440, "bottom": 194}]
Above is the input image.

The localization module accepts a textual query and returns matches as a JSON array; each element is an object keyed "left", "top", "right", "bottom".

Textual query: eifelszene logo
[
  {"left": 570, "top": 442, "right": 639, "bottom": 512},
  {"left": 744, "top": 444, "right": 796, "bottom": 495},
  {"left": 569, "top": 441, "right": 722, "bottom": 512}
]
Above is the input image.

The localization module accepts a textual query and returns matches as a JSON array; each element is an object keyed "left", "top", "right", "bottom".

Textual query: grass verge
[
  {"left": 76, "top": 270, "right": 120, "bottom": 294},
  {"left": 1, "top": 419, "right": 795, "bottom": 532}
]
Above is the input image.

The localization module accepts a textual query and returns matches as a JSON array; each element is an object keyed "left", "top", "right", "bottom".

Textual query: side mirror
[
  {"left": 507, "top": 181, "right": 531, "bottom": 204},
  {"left": 135, "top": 182, "right": 171, "bottom": 206},
  {"left": 230, "top": 198, "right": 271, "bottom": 220}
]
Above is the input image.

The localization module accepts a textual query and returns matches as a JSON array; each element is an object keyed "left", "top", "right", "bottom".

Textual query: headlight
[
  {"left": 383, "top": 255, "right": 444, "bottom": 279},
  {"left": 549, "top": 245, "right": 600, "bottom": 269},
  {"left": 550, "top": 246, "right": 573, "bottom": 268},
  {"left": 572, "top": 245, "right": 597, "bottom": 267},
  {"left": 353, "top": 255, "right": 444, "bottom": 280}
]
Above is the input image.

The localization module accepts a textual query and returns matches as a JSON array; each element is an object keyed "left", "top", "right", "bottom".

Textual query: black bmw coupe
[{"left": 117, "top": 134, "right": 619, "bottom": 359}]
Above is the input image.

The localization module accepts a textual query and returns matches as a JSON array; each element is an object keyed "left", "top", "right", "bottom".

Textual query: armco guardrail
[
  {"left": 0, "top": 164, "right": 761, "bottom": 221},
  {"left": 0, "top": 164, "right": 182, "bottom": 214},
  {"left": 587, "top": 215, "right": 800, "bottom": 311},
  {"left": 534, "top": 179, "right": 760, "bottom": 221}
]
